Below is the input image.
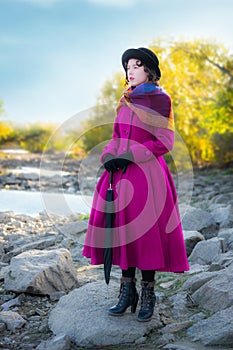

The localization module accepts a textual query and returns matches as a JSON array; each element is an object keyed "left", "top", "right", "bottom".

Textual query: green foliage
[
  {"left": 0, "top": 121, "right": 13, "bottom": 143},
  {"left": 78, "top": 38, "right": 233, "bottom": 167},
  {"left": 17, "top": 124, "right": 52, "bottom": 153},
  {"left": 0, "top": 100, "right": 13, "bottom": 143},
  {"left": 18, "top": 124, "right": 66, "bottom": 153},
  {"left": 0, "top": 123, "right": 64, "bottom": 154},
  {"left": 78, "top": 213, "right": 90, "bottom": 221},
  {"left": 82, "top": 110, "right": 115, "bottom": 152},
  {"left": 1, "top": 39, "right": 233, "bottom": 167},
  {"left": 79, "top": 72, "right": 125, "bottom": 153},
  {"left": 150, "top": 38, "right": 233, "bottom": 167},
  {"left": 212, "top": 131, "right": 233, "bottom": 166},
  {"left": 0, "top": 99, "right": 68, "bottom": 153}
]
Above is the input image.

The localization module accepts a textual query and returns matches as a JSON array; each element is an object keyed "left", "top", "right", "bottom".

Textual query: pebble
[
  {"left": 35, "top": 308, "right": 46, "bottom": 317},
  {"left": 38, "top": 322, "right": 49, "bottom": 333},
  {"left": 1, "top": 294, "right": 17, "bottom": 302},
  {"left": 1, "top": 296, "right": 21, "bottom": 311},
  {"left": 28, "top": 316, "right": 41, "bottom": 321},
  {"left": 49, "top": 291, "right": 66, "bottom": 301},
  {"left": 0, "top": 322, "right": 6, "bottom": 331}
]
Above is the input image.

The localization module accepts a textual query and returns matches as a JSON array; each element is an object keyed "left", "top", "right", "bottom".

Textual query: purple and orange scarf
[{"left": 116, "top": 82, "right": 174, "bottom": 131}]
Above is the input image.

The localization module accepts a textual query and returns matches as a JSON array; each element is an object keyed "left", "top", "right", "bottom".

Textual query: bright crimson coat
[{"left": 82, "top": 83, "right": 189, "bottom": 272}]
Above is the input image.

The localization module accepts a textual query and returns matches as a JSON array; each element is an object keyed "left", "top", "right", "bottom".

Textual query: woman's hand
[
  {"left": 103, "top": 154, "right": 118, "bottom": 172},
  {"left": 115, "top": 151, "right": 134, "bottom": 174}
]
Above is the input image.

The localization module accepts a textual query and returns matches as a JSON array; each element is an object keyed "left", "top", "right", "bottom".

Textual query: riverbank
[
  {"left": 0, "top": 151, "right": 98, "bottom": 195},
  {"left": 1, "top": 150, "right": 232, "bottom": 209},
  {"left": 0, "top": 152, "right": 233, "bottom": 349},
  {"left": 1, "top": 210, "right": 233, "bottom": 350}
]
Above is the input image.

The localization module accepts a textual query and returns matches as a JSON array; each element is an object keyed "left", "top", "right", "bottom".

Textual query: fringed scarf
[{"left": 116, "top": 82, "right": 174, "bottom": 131}]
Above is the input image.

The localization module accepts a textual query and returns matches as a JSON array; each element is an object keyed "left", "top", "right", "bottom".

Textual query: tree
[
  {"left": 79, "top": 38, "right": 233, "bottom": 167},
  {"left": 0, "top": 100, "right": 4, "bottom": 115},
  {"left": 0, "top": 100, "right": 13, "bottom": 144},
  {"left": 18, "top": 124, "right": 58, "bottom": 153},
  {"left": 80, "top": 72, "right": 125, "bottom": 153},
  {"left": 150, "top": 38, "right": 233, "bottom": 166}
]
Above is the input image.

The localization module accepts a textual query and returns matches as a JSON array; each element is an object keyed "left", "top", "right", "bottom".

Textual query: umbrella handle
[{"left": 109, "top": 170, "right": 113, "bottom": 186}]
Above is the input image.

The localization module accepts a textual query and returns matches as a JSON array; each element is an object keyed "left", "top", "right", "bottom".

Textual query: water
[
  {"left": 0, "top": 189, "right": 92, "bottom": 216},
  {"left": 7, "top": 167, "right": 70, "bottom": 177},
  {"left": 1, "top": 149, "right": 29, "bottom": 155},
  {"left": 0, "top": 160, "right": 93, "bottom": 216}
]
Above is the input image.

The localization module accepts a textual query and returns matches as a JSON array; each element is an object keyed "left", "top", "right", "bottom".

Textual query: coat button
[
  {"left": 123, "top": 147, "right": 126, "bottom": 151},
  {"left": 145, "top": 150, "right": 151, "bottom": 156}
]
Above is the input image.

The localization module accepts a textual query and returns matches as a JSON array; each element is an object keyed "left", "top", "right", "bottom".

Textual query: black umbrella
[{"left": 104, "top": 170, "right": 115, "bottom": 285}]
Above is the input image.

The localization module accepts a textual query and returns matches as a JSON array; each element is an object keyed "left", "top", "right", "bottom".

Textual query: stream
[{"left": 0, "top": 189, "right": 92, "bottom": 216}]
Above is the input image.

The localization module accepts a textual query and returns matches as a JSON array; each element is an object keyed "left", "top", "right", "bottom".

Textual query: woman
[{"left": 82, "top": 47, "right": 189, "bottom": 322}]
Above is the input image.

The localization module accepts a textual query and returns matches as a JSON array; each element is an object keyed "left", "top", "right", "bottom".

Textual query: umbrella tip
[{"left": 106, "top": 285, "right": 109, "bottom": 299}]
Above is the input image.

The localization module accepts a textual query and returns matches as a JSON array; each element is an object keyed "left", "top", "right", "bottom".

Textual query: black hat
[{"left": 121, "top": 47, "right": 161, "bottom": 79}]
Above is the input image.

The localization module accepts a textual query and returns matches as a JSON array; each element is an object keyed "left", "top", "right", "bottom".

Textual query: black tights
[{"left": 122, "top": 267, "right": 155, "bottom": 282}]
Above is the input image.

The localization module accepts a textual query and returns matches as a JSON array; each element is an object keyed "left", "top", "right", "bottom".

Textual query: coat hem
[{"left": 82, "top": 254, "right": 189, "bottom": 273}]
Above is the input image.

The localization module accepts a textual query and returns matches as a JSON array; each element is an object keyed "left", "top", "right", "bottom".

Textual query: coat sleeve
[
  {"left": 130, "top": 128, "right": 174, "bottom": 163},
  {"left": 129, "top": 94, "right": 174, "bottom": 163},
  {"left": 99, "top": 117, "right": 120, "bottom": 164}
]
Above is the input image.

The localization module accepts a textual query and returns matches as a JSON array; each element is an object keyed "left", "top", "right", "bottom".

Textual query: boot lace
[{"left": 140, "top": 287, "right": 155, "bottom": 309}]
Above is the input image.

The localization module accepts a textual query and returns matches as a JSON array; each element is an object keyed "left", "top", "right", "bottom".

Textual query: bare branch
[{"left": 200, "top": 51, "right": 233, "bottom": 80}]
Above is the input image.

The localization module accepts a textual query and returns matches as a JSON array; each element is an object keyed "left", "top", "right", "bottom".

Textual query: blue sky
[{"left": 0, "top": 0, "right": 232, "bottom": 124}]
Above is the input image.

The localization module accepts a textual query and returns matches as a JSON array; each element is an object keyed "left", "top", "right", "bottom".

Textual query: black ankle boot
[
  {"left": 137, "top": 280, "right": 156, "bottom": 322},
  {"left": 108, "top": 277, "right": 139, "bottom": 316}
]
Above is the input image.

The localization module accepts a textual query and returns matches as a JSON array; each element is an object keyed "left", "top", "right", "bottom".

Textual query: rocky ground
[
  {"left": 0, "top": 151, "right": 100, "bottom": 195},
  {"left": 0, "top": 152, "right": 233, "bottom": 350}
]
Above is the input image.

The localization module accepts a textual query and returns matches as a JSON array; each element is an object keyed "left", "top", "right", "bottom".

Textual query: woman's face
[{"left": 126, "top": 58, "right": 148, "bottom": 87}]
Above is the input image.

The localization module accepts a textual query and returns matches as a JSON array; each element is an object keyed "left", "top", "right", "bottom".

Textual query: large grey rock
[
  {"left": 188, "top": 237, "right": 223, "bottom": 265},
  {"left": 186, "top": 263, "right": 207, "bottom": 275},
  {"left": 191, "top": 268, "right": 233, "bottom": 312},
  {"left": 181, "top": 206, "right": 218, "bottom": 238},
  {"left": 212, "top": 205, "right": 233, "bottom": 228},
  {"left": 49, "top": 281, "right": 161, "bottom": 347},
  {"left": 181, "top": 271, "right": 219, "bottom": 293},
  {"left": 183, "top": 230, "right": 204, "bottom": 256},
  {"left": 0, "top": 211, "right": 15, "bottom": 223},
  {"left": 0, "top": 310, "right": 26, "bottom": 332},
  {"left": 218, "top": 228, "right": 233, "bottom": 250},
  {"left": 162, "top": 320, "right": 193, "bottom": 334},
  {"left": 209, "top": 192, "right": 233, "bottom": 206},
  {"left": 209, "top": 250, "right": 233, "bottom": 271},
  {"left": 0, "top": 264, "right": 9, "bottom": 281},
  {"left": 36, "top": 334, "right": 71, "bottom": 350},
  {"left": 21, "top": 172, "right": 39, "bottom": 181},
  {"left": 58, "top": 221, "right": 88, "bottom": 237},
  {"left": 2, "top": 236, "right": 58, "bottom": 263},
  {"left": 1, "top": 295, "right": 22, "bottom": 311},
  {"left": 169, "top": 293, "right": 194, "bottom": 319},
  {"left": 163, "top": 344, "right": 196, "bottom": 350},
  {"left": 4, "top": 248, "right": 78, "bottom": 295},
  {"left": 187, "top": 305, "right": 233, "bottom": 345}
]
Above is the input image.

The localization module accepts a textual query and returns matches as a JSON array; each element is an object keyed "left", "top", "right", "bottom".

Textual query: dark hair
[{"left": 124, "top": 59, "right": 159, "bottom": 86}]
